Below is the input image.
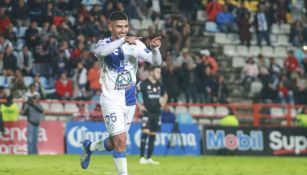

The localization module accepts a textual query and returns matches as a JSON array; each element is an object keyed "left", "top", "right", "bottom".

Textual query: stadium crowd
[{"left": 0, "top": 0, "right": 307, "bottom": 111}]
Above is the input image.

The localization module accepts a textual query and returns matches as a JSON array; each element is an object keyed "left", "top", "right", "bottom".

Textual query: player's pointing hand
[
  {"left": 125, "top": 36, "right": 142, "bottom": 45},
  {"left": 150, "top": 36, "right": 162, "bottom": 48}
]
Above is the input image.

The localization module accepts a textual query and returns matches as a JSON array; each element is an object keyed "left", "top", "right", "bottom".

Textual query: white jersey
[{"left": 94, "top": 37, "right": 161, "bottom": 107}]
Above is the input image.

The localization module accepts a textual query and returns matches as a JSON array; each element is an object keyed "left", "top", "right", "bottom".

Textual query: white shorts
[{"left": 100, "top": 101, "right": 136, "bottom": 136}]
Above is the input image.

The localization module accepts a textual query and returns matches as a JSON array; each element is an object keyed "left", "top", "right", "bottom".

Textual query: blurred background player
[
  {"left": 81, "top": 11, "right": 162, "bottom": 175},
  {"left": 137, "top": 66, "right": 168, "bottom": 165}
]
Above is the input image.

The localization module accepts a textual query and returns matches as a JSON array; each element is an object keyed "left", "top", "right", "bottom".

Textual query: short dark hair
[
  {"left": 108, "top": 11, "right": 128, "bottom": 21},
  {"left": 150, "top": 65, "right": 161, "bottom": 71}
]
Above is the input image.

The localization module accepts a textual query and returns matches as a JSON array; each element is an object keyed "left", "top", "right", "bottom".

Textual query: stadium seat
[
  {"left": 141, "top": 19, "right": 153, "bottom": 30},
  {"left": 280, "top": 23, "right": 290, "bottom": 34},
  {"left": 250, "top": 81, "right": 263, "bottom": 96},
  {"left": 215, "top": 106, "right": 229, "bottom": 117},
  {"left": 215, "top": 33, "right": 230, "bottom": 44},
  {"left": 64, "top": 103, "right": 79, "bottom": 113},
  {"left": 202, "top": 106, "right": 215, "bottom": 116},
  {"left": 274, "top": 46, "right": 288, "bottom": 58},
  {"left": 0, "top": 76, "right": 12, "bottom": 88},
  {"left": 205, "top": 21, "right": 219, "bottom": 32},
  {"left": 270, "top": 107, "right": 284, "bottom": 118},
  {"left": 175, "top": 106, "right": 188, "bottom": 115},
  {"left": 130, "top": 18, "right": 142, "bottom": 30},
  {"left": 50, "top": 103, "right": 64, "bottom": 113},
  {"left": 229, "top": 33, "right": 240, "bottom": 44},
  {"left": 271, "top": 24, "right": 281, "bottom": 34},
  {"left": 236, "top": 45, "right": 249, "bottom": 57},
  {"left": 261, "top": 46, "right": 274, "bottom": 57},
  {"left": 45, "top": 115, "right": 58, "bottom": 121},
  {"left": 232, "top": 57, "right": 245, "bottom": 68},
  {"left": 40, "top": 102, "right": 50, "bottom": 111},
  {"left": 39, "top": 76, "right": 49, "bottom": 89},
  {"left": 249, "top": 46, "right": 261, "bottom": 57},
  {"left": 168, "top": 106, "right": 175, "bottom": 113},
  {"left": 189, "top": 106, "right": 202, "bottom": 116},
  {"left": 223, "top": 45, "right": 236, "bottom": 56},
  {"left": 275, "top": 35, "right": 289, "bottom": 46},
  {"left": 23, "top": 76, "right": 34, "bottom": 87},
  {"left": 16, "top": 102, "right": 23, "bottom": 110}
]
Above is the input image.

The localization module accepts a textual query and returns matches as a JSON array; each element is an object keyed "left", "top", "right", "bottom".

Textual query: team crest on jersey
[{"left": 114, "top": 70, "right": 132, "bottom": 90}]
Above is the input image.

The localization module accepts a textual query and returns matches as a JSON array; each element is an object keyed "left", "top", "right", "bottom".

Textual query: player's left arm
[{"left": 136, "top": 37, "right": 162, "bottom": 65}]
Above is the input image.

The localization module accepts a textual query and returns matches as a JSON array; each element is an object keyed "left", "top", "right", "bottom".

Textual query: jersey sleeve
[
  {"left": 94, "top": 37, "right": 125, "bottom": 58},
  {"left": 136, "top": 40, "right": 162, "bottom": 66}
]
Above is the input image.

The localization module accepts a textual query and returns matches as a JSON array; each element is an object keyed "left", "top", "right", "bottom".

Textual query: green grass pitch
[{"left": 0, "top": 155, "right": 306, "bottom": 175}]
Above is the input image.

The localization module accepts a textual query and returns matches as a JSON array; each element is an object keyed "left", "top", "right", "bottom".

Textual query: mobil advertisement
[
  {"left": 203, "top": 126, "right": 307, "bottom": 156},
  {"left": 66, "top": 122, "right": 201, "bottom": 155},
  {"left": 0, "top": 121, "right": 65, "bottom": 155},
  {"left": 203, "top": 126, "right": 264, "bottom": 155}
]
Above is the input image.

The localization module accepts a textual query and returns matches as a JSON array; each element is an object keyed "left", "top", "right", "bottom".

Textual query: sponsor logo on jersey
[{"left": 114, "top": 70, "right": 133, "bottom": 90}]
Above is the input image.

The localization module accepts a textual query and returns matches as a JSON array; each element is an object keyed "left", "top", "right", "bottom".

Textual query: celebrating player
[
  {"left": 137, "top": 66, "right": 168, "bottom": 165},
  {"left": 80, "top": 11, "right": 162, "bottom": 175}
]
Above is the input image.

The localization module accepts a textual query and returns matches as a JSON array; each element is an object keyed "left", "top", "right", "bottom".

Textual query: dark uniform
[{"left": 139, "top": 79, "right": 165, "bottom": 132}]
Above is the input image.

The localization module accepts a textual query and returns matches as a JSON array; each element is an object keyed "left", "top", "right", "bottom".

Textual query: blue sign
[{"left": 65, "top": 122, "right": 201, "bottom": 155}]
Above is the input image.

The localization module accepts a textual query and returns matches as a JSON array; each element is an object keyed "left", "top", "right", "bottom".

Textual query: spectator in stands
[
  {"left": 0, "top": 95, "right": 19, "bottom": 121},
  {"left": 242, "top": 57, "right": 259, "bottom": 91},
  {"left": 272, "top": 0, "right": 288, "bottom": 24},
  {"left": 0, "top": 86, "right": 6, "bottom": 99},
  {"left": 202, "top": 66, "right": 215, "bottom": 103},
  {"left": 54, "top": 50, "right": 68, "bottom": 77},
  {"left": 72, "top": 104, "right": 89, "bottom": 121},
  {"left": 257, "top": 54, "right": 268, "bottom": 72},
  {"left": 180, "top": 50, "right": 197, "bottom": 103},
  {"left": 89, "top": 103, "right": 103, "bottom": 122},
  {"left": 216, "top": 5, "right": 237, "bottom": 33},
  {"left": 213, "top": 75, "right": 229, "bottom": 104},
  {"left": 284, "top": 50, "right": 300, "bottom": 76},
  {"left": 24, "top": 20, "right": 40, "bottom": 50},
  {"left": 236, "top": 1, "right": 251, "bottom": 46},
  {"left": 28, "top": 0, "right": 44, "bottom": 25},
  {"left": 297, "top": 107, "right": 307, "bottom": 127},
  {"left": 3, "top": 46, "right": 17, "bottom": 76},
  {"left": 206, "top": 0, "right": 222, "bottom": 21},
  {"left": 199, "top": 49, "right": 218, "bottom": 75},
  {"left": 4, "top": 23, "right": 17, "bottom": 45},
  {"left": 220, "top": 111, "right": 239, "bottom": 127},
  {"left": 55, "top": 72, "right": 73, "bottom": 100},
  {"left": 73, "top": 62, "right": 88, "bottom": 100},
  {"left": 0, "top": 34, "right": 13, "bottom": 53},
  {"left": 260, "top": 82, "right": 277, "bottom": 103},
  {"left": 290, "top": 20, "right": 307, "bottom": 47},
  {"left": 162, "top": 57, "right": 180, "bottom": 103},
  {"left": 22, "top": 95, "right": 44, "bottom": 154},
  {"left": 11, "top": 0, "right": 29, "bottom": 21},
  {"left": 17, "top": 45, "right": 33, "bottom": 76},
  {"left": 32, "top": 42, "right": 49, "bottom": 77},
  {"left": 0, "top": 7, "right": 11, "bottom": 34},
  {"left": 0, "top": 110, "right": 3, "bottom": 134},
  {"left": 178, "top": 0, "right": 198, "bottom": 20},
  {"left": 254, "top": 3, "right": 271, "bottom": 46},
  {"left": 224, "top": 0, "right": 237, "bottom": 13},
  {"left": 268, "top": 57, "right": 282, "bottom": 88},
  {"left": 290, "top": 0, "right": 305, "bottom": 21},
  {"left": 10, "top": 69, "right": 27, "bottom": 98},
  {"left": 24, "top": 83, "right": 40, "bottom": 101},
  {"left": 0, "top": 51, "right": 3, "bottom": 75},
  {"left": 33, "top": 74, "right": 45, "bottom": 99},
  {"left": 87, "top": 61, "right": 100, "bottom": 94},
  {"left": 277, "top": 80, "right": 295, "bottom": 104}
]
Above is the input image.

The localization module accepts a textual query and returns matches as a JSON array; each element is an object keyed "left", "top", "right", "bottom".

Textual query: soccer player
[
  {"left": 137, "top": 66, "right": 168, "bottom": 165},
  {"left": 80, "top": 11, "right": 162, "bottom": 175}
]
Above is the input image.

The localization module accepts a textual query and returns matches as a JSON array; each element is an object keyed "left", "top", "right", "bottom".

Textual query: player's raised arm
[
  {"left": 137, "top": 37, "right": 162, "bottom": 66},
  {"left": 94, "top": 38, "right": 125, "bottom": 57}
]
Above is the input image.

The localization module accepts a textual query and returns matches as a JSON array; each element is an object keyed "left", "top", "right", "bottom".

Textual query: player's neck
[{"left": 149, "top": 76, "right": 157, "bottom": 84}]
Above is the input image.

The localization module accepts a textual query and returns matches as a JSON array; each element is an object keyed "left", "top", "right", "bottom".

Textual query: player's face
[
  {"left": 108, "top": 20, "right": 129, "bottom": 40},
  {"left": 152, "top": 68, "right": 161, "bottom": 81}
]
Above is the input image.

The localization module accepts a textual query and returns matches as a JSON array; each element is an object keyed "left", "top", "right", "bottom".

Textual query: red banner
[{"left": 0, "top": 121, "right": 65, "bottom": 155}]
